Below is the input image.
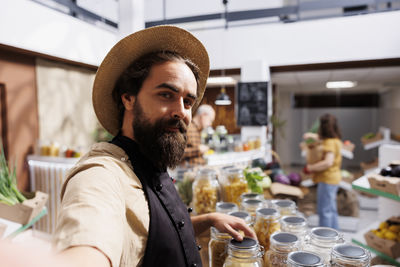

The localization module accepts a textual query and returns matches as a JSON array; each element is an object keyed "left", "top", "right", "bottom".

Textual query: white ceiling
[{"left": 270, "top": 66, "right": 400, "bottom": 94}]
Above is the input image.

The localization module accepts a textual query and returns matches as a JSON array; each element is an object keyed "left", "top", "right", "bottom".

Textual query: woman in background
[{"left": 306, "top": 114, "right": 342, "bottom": 229}]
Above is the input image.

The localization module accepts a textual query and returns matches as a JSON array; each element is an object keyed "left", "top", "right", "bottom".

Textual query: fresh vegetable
[
  {"left": 309, "top": 119, "right": 320, "bottom": 134},
  {"left": 257, "top": 176, "right": 272, "bottom": 189},
  {"left": 251, "top": 158, "right": 267, "bottom": 170},
  {"left": 363, "top": 132, "right": 376, "bottom": 139},
  {"left": 274, "top": 173, "right": 290, "bottom": 185},
  {"left": 0, "top": 143, "right": 26, "bottom": 205},
  {"left": 380, "top": 166, "right": 392, "bottom": 177},
  {"left": 287, "top": 172, "right": 301, "bottom": 186},
  {"left": 244, "top": 168, "right": 268, "bottom": 193},
  {"left": 391, "top": 165, "right": 400, "bottom": 177}
]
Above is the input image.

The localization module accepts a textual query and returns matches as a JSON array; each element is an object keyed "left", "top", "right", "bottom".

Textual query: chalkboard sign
[{"left": 236, "top": 82, "right": 268, "bottom": 126}]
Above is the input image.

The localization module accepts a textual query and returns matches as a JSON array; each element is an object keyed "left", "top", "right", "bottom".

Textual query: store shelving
[
  {"left": 205, "top": 145, "right": 270, "bottom": 166},
  {"left": 351, "top": 144, "right": 400, "bottom": 266},
  {"left": 363, "top": 127, "right": 400, "bottom": 150}
]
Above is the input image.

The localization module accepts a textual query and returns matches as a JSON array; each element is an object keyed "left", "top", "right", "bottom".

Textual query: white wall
[
  {"left": 191, "top": 10, "right": 400, "bottom": 69},
  {"left": 379, "top": 88, "right": 400, "bottom": 135},
  {"left": 0, "top": 0, "right": 117, "bottom": 66}
]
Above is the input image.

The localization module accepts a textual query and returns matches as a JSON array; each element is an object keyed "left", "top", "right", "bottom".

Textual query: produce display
[
  {"left": 371, "top": 218, "right": 400, "bottom": 241},
  {"left": 0, "top": 145, "right": 26, "bottom": 205},
  {"left": 193, "top": 178, "right": 219, "bottom": 214},
  {"left": 379, "top": 161, "right": 400, "bottom": 177},
  {"left": 243, "top": 167, "right": 271, "bottom": 193}
]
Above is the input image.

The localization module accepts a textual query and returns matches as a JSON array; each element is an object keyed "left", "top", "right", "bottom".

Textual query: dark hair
[
  {"left": 318, "top": 113, "right": 342, "bottom": 139},
  {"left": 112, "top": 51, "right": 200, "bottom": 127}
]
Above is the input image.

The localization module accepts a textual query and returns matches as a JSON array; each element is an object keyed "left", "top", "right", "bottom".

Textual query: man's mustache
[{"left": 163, "top": 119, "right": 188, "bottom": 134}]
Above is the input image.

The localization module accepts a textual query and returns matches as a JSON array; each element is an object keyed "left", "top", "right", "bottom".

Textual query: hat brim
[{"left": 92, "top": 25, "right": 210, "bottom": 136}]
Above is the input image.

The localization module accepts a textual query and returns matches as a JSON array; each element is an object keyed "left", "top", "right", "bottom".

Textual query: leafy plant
[
  {"left": 0, "top": 143, "right": 26, "bottom": 205},
  {"left": 244, "top": 168, "right": 266, "bottom": 194}
]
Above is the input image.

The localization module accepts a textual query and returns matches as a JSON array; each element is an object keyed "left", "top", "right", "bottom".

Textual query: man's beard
[{"left": 132, "top": 100, "right": 188, "bottom": 170}]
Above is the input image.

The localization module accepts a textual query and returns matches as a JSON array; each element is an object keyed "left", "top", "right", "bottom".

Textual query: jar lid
[
  {"left": 197, "top": 168, "right": 217, "bottom": 178},
  {"left": 281, "top": 216, "right": 307, "bottom": 226},
  {"left": 288, "top": 251, "right": 324, "bottom": 266},
  {"left": 229, "top": 211, "right": 252, "bottom": 224},
  {"left": 216, "top": 202, "right": 238, "bottom": 213},
  {"left": 271, "top": 232, "right": 298, "bottom": 244},
  {"left": 311, "top": 227, "right": 339, "bottom": 241},
  {"left": 256, "top": 208, "right": 279, "bottom": 218},
  {"left": 241, "top": 193, "right": 262, "bottom": 199},
  {"left": 229, "top": 237, "right": 258, "bottom": 250},
  {"left": 332, "top": 244, "right": 370, "bottom": 260},
  {"left": 243, "top": 199, "right": 263, "bottom": 206},
  {"left": 273, "top": 199, "right": 296, "bottom": 208}
]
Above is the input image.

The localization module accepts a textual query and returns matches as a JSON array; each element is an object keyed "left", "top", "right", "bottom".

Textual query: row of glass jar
[
  {"left": 192, "top": 167, "right": 298, "bottom": 216},
  {"left": 221, "top": 236, "right": 371, "bottom": 267},
  {"left": 209, "top": 203, "right": 370, "bottom": 267}
]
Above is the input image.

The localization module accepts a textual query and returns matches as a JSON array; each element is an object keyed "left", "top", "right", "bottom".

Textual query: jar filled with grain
[
  {"left": 221, "top": 168, "right": 249, "bottom": 205},
  {"left": 253, "top": 208, "right": 281, "bottom": 251},
  {"left": 192, "top": 168, "right": 220, "bottom": 214},
  {"left": 209, "top": 227, "right": 232, "bottom": 267},
  {"left": 241, "top": 199, "right": 265, "bottom": 222},
  {"left": 264, "top": 232, "right": 301, "bottom": 267},
  {"left": 303, "top": 227, "right": 344, "bottom": 265},
  {"left": 280, "top": 216, "right": 308, "bottom": 246},
  {"left": 287, "top": 251, "right": 325, "bottom": 267},
  {"left": 330, "top": 244, "right": 371, "bottom": 267},
  {"left": 223, "top": 237, "right": 264, "bottom": 267},
  {"left": 272, "top": 199, "right": 297, "bottom": 216}
]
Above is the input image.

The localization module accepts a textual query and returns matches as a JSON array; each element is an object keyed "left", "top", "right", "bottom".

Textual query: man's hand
[
  {"left": 191, "top": 212, "right": 257, "bottom": 241},
  {"left": 209, "top": 213, "right": 257, "bottom": 241}
]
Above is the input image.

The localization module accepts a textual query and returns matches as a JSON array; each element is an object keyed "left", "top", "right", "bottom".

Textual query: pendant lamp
[{"left": 215, "top": 87, "right": 231, "bottom": 105}]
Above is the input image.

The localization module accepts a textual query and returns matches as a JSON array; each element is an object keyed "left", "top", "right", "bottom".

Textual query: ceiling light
[
  {"left": 215, "top": 88, "right": 232, "bottom": 105},
  {"left": 326, "top": 81, "right": 358, "bottom": 89},
  {"left": 207, "top": 76, "right": 237, "bottom": 86}
]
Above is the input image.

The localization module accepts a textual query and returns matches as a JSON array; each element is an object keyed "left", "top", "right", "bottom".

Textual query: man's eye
[
  {"left": 160, "top": 92, "right": 172, "bottom": 99},
  {"left": 184, "top": 99, "right": 194, "bottom": 107}
]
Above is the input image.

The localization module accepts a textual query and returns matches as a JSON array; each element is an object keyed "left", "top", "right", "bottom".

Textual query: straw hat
[{"left": 92, "top": 25, "right": 210, "bottom": 136}]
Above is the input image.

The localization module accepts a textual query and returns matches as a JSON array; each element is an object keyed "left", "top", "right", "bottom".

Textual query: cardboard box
[
  {"left": 0, "top": 191, "right": 48, "bottom": 225},
  {"left": 364, "top": 230, "right": 400, "bottom": 258},
  {"left": 360, "top": 158, "right": 379, "bottom": 171},
  {"left": 367, "top": 174, "right": 400, "bottom": 196},
  {"left": 361, "top": 132, "right": 383, "bottom": 145}
]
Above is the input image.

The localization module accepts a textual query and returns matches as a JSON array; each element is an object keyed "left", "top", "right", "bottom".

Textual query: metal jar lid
[
  {"left": 310, "top": 227, "right": 340, "bottom": 241},
  {"left": 216, "top": 202, "right": 238, "bottom": 214},
  {"left": 288, "top": 251, "right": 324, "bottom": 266},
  {"left": 332, "top": 244, "right": 370, "bottom": 260},
  {"left": 281, "top": 216, "right": 307, "bottom": 226},
  {"left": 240, "top": 192, "right": 264, "bottom": 201},
  {"left": 229, "top": 211, "right": 252, "bottom": 225},
  {"left": 273, "top": 199, "right": 296, "bottom": 209},
  {"left": 197, "top": 168, "right": 217, "bottom": 179},
  {"left": 256, "top": 207, "right": 279, "bottom": 219},
  {"left": 229, "top": 237, "right": 258, "bottom": 250},
  {"left": 271, "top": 232, "right": 299, "bottom": 245}
]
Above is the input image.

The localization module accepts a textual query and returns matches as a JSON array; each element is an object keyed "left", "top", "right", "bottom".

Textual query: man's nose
[{"left": 171, "top": 98, "right": 186, "bottom": 120}]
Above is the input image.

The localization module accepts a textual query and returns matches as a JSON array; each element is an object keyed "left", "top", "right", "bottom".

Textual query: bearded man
[{"left": 53, "top": 26, "right": 255, "bottom": 267}]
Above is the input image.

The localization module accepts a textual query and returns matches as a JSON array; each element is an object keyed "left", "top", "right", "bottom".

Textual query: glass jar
[
  {"left": 217, "top": 202, "right": 239, "bottom": 214},
  {"left": 192, "top": 168, "right": 220, "bottom": 214},
  {"left": 330, "top": 244, "right": 371, "bottom": 267},
  {"left": 265, "top": 232, "right": 300, "bottom": 267},
  {"left": 280, "top": 216, "right": 308, "bottom": 245},
  {"left": 272, "top": 199, "right": 297, "bottom": 216},
  {"left": 209, "top": 227, "right": 232, "bottom": 267},
  {"left": 287, "top": 251, "right": 325, "bottom": 267},
  {"left": 303, "top": 227, "right": 344, "bottom": 265},
  {"left": 253, "top": 208, "right": 281, "bottom": 251},
  {"left": 223, "top": 237, "right": 264, "bottom": 267},
  {"left": 221, "top": 168, "right": 249, "bottom": 205},
  {"left": 241, "top": 199, "right": 265, "bottom": 221},
  {"left": 240, "top": 193, "right": 264, "bottom": 203}
]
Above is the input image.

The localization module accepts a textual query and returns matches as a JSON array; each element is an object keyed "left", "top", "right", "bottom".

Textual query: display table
[{"left": 205, "top": 145, "right": 271, "bottom": 166}]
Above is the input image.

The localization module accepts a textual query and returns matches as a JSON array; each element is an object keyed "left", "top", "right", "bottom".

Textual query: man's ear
[{"left": 121, "top": 93, "right": 135, "bottom": 111}]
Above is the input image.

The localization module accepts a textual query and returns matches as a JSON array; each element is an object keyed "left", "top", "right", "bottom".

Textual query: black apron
[{"left": 111, "top": 135, "right": 202, "bottom": 267}]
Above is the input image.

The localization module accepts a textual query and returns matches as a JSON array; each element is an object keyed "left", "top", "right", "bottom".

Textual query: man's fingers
[{"left": 224, "top": 224, "right": 243, "bottom": 241}]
